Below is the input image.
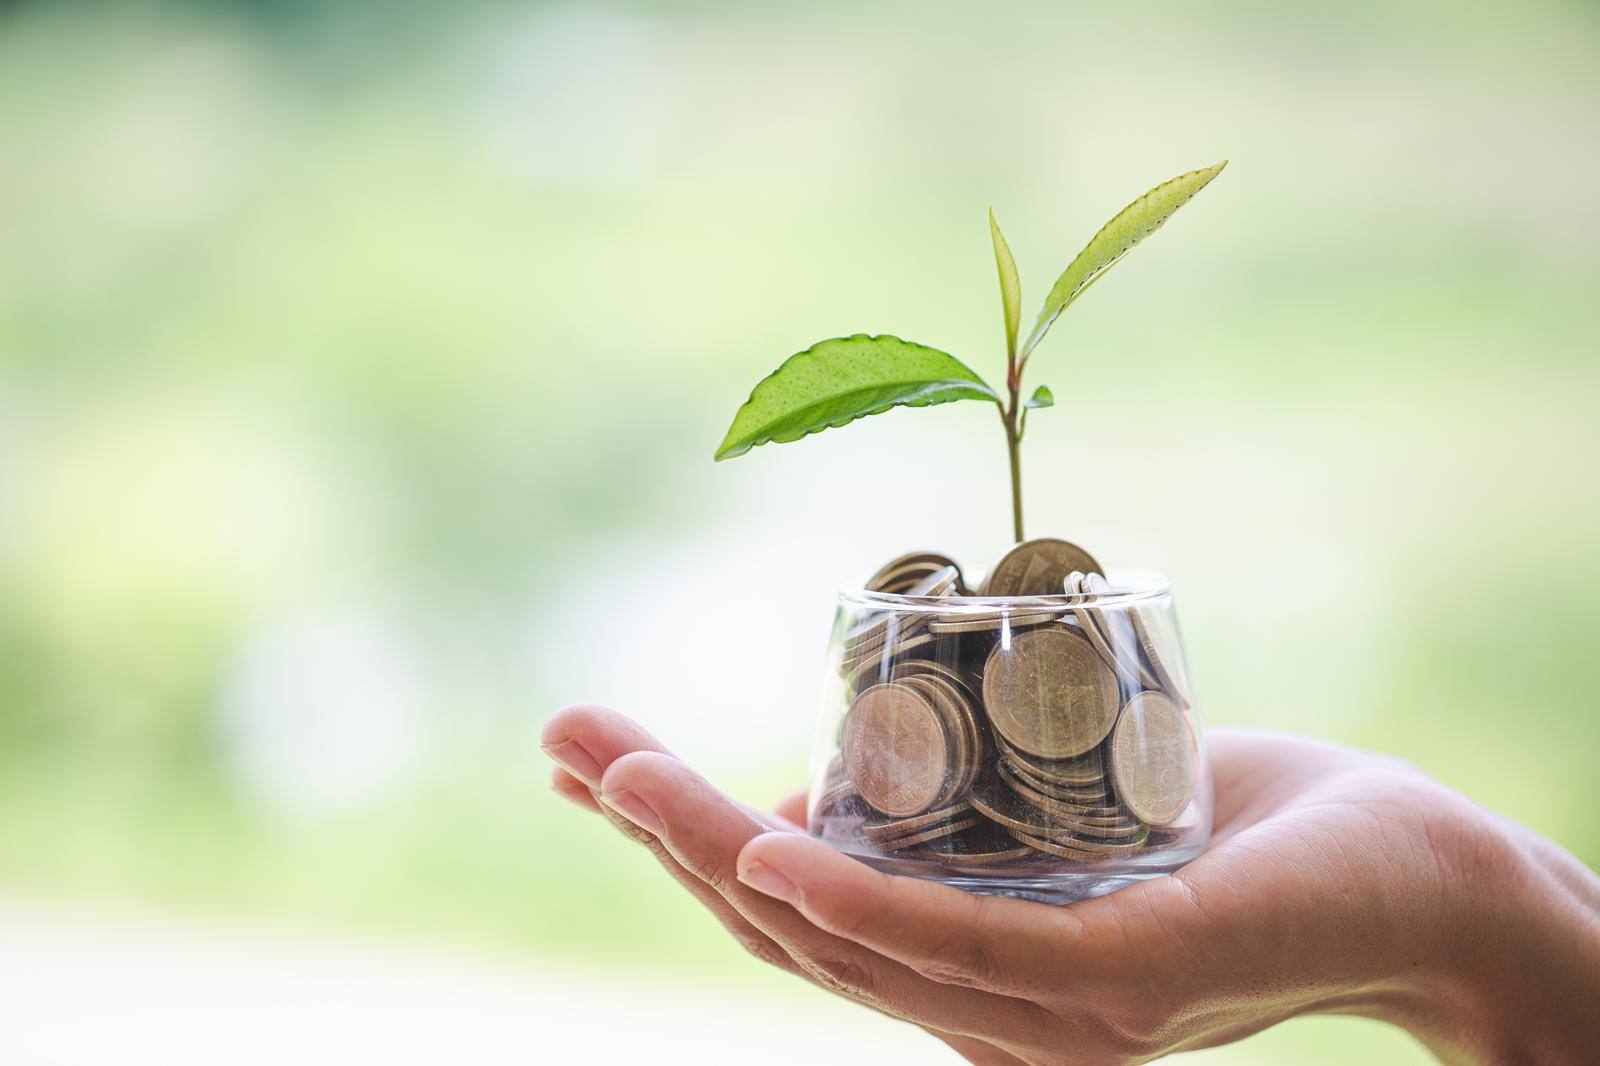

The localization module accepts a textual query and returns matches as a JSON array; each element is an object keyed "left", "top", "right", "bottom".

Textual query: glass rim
[{"left": 838, "top": 567, "right": 1172, "bottom": 613}]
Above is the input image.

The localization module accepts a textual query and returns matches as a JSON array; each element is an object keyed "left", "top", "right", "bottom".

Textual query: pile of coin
[{"left": 815, "top": 538, "right": 1200, "bottom": 868}]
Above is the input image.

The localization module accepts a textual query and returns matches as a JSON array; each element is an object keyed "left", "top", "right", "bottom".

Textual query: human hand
[{"left": 542, "top": 706, "right": 1600, "bottom": 1065}]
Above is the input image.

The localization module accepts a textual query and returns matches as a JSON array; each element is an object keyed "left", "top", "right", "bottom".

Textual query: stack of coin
[
  {"left": 864, "top": 552, "right": 970, "bottom": 596},
  {"left": 839, "top": 672, "right": 985, "bottom": 822},
  {"left": 838, "top": 564, "right": 958, "bottom": 687},
  {"left": 819, "top": 538, "right": 1201, "bottom": 869}
]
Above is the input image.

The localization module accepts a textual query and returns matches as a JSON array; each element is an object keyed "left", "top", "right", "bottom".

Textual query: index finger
[{"left": 736, "top": 831, "right": 1097, "bottom": 999}]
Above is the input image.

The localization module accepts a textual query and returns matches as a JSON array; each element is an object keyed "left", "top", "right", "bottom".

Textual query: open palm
[{"left": 544, "top": 705, "right": 1598, "bottom": 1065}]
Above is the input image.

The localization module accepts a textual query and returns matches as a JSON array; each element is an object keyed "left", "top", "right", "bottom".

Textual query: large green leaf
[
  {"left": 988, "top": 208, "right": 1021, "bottom": 359},
  {"left": 714, "top": 334, "right": 997, "bottom": 461},
  {"left": 1021, "top": 161, "right": 1226, "bottom": 359}
]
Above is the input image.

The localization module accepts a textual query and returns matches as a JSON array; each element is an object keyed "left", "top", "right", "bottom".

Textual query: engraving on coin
[
  {"left": 982, "top": 626, "right": 1121, "bottom": 759},
  {"left": 843, "top": 683, "right": 950, "bottom": 817},
  {"left": 1108, "top": 691, "right": 1197, "bottom": 826}
]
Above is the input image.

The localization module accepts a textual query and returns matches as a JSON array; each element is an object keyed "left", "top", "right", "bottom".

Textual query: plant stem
[{"left": 1001, "top": 380, "right": 1024, "bottom": 543}]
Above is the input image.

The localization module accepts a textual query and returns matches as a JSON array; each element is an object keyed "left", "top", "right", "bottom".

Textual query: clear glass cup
[{"left": 807, "top": 568, "right": 1209, "bottom": 905}]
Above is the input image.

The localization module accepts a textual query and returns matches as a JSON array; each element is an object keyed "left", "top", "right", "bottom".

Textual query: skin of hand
[{"left": 542, "top": 706, "right": 1600, "bottom": 1066}]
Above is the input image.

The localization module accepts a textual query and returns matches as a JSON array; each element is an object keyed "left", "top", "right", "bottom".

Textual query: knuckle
[
  {"left": 916, "top": 939, "right": 998, "bottom": 989},
  {"left": 598, "top": 801, "right": 658, "bottom": 845},
  {"left": 676, "top": 848, "right": 738, "bottom": 894},
  {"left": 792, "top": 948, "right": 878, "bottom": 1000},
  {"left": 734, "top": 933, "right": 795, "bottom": 972}
]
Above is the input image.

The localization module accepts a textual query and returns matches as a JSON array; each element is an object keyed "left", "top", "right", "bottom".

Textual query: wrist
[{"left": 1380, "top": 798, "right": 1600, "bottom": 1064}]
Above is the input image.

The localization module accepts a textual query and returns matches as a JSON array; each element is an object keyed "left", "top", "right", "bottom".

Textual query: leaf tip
[{"left": 713, "top": 428, "right": 749, "bottom": 462}]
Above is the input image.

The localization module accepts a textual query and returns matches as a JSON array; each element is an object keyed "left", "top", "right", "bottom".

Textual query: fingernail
[
  {"left": 599, "top": 789, "right": 664, "bottom": 837},
  {"left": 738, "top": 859, "right": 800, "bottom": 905},
  {"left": 541, "top": 737, "right": 602, "bottom": 786},
  {"left": 549, "top": 781, "right": 595, "bottom": 812}
]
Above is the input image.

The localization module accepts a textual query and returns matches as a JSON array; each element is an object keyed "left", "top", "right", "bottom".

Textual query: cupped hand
[{"left": 542, "top": 707, "right": 1600, "bottom": 1065}]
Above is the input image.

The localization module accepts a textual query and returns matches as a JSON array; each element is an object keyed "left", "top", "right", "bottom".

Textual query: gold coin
[
  {"left": 878, "top": 813, "right": 982, "bottom": 850},
  {"left": 894, "top": 664, "right": 986, "bottom": 796},
  {"left": 862, "top": 800, "right": 973, "bottom": 843},
  {"left": 994, "top": 737, "right": 1108, "bottom": 789},
  {"left": 907, "top": 820, "right": 1035, "bottom": 865},
  {"left": 909, "top": 831, "right": 1035, "bottom": 866},
  {"left": 969, "top": 771, "right": 1089, "bottom": 838},
  {"left": 894, "top": 674, "right": 971, "bottom": 805},
  {"left": 1004, "top": 767, "right": 1109, "bottom": 808},
  {"left": 841, "top": 613, "right": 914, "bottom": 661},
  {"left": 842, "top": 683, "right": 951, "bottom": 817},
  {"left": 891, "top": 659, "right": 979, "bottom": 707},
  {"left": 1065, "top": 571, "right": 1143, "bottom": 688},
  {"left": 1108, "top": 691, "right": 1197, "bottom": 826},
  {"left": 842, "top": 631, "right": 935, "bottom": 688},
  {"left": 1128, "top": 602, "right": 1191, "bottom": 707},
  {"left": 1003, "top": 824, "right": 1151, "bottom": 861},
  {"left": 981, "top": 625, "right": 1121, "bottom": 759},
  {"left": 993, "top": 730, "right": 1106, "bottom": 776},
  {"left": 912, "top": 841, "right": 1035, "bottom": 867},
  {"left": 842, "top": 566, "right": 958, "bottom": 673},
  {"left": 1080, "top": 572, "right": 1162, "bottom": 692},
  {"left": 811, "top": 782, "right": 865, "bottom": 825},
  {"left": 1007, "top": 802, "right": 1145, "bottom": 837},
  {"left": 866, "top": 552, "right": 964, "bottom": 595},
  {"left": 995, "top": 761, "right": 1118, "bottom": 817},
  {"left": 844, "top": 566, "right": 952, "bottom": 647},
  {"left": 969, "top": 770, "right": 1147, "bottom": 846},
  {"left": 905, "top": 564, "right": 959, "bottom": 599},
  {"left": 996, "top": 750, "right": 1108, "bottom": 799},
  {"left": 979, "top": 538, "right": 1102, "bottom": 597},
  {"left": 913, "top": 672, "right": 985, "bottom": 797}
]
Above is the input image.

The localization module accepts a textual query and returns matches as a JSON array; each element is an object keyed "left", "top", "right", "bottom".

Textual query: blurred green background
[{"left": 1, "top": 0, "right": 1596, "bottom": 1061}]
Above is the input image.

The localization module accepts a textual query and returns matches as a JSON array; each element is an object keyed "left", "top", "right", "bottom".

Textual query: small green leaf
[
  {"left": 1025, "top": 384, "right": 1054, "bottom": 410},
  {"left": 1022, "top": 161, "right": 1227, "bottom": 359},
  {"left": 988, "top": 207, "right": 1021, "bottom": 360},
  {"left": 715, "top": 334, "right": 997, "bottom": 461}
]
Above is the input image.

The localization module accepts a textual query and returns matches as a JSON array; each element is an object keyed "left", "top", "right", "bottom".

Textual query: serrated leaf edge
[
  {"left": 714, "top": 333, "right": 998, "bottom": 461},
  {"left": 1022, "top": 161, "right": 1226, "bottom": 358}
]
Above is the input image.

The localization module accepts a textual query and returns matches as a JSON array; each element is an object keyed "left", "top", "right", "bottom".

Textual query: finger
[
  {"left": 774, "top": 787, "right": 809, "bottom": 828},
  {"left": 550, "top": 765, "right": 603, "bottom": 814},
  {"left": 600, "top": 751, "right": 1044, "bottom": 1041},
  {"left": 584, "top": 776, "right": 808, "bottom": 980},
  {"left": 736, "top": 830, "right": 1076, "bottom": 999},
  {"left": 542, "top": 704, "right": 801, "bottom": 831},
  {"left": 541, "top": 704, "right": 675, "bottom": 788}
]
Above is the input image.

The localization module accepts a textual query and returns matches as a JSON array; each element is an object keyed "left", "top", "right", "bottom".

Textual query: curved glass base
[{"left": 846, "top": 842, "right": 1205, "bottom": 905}]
